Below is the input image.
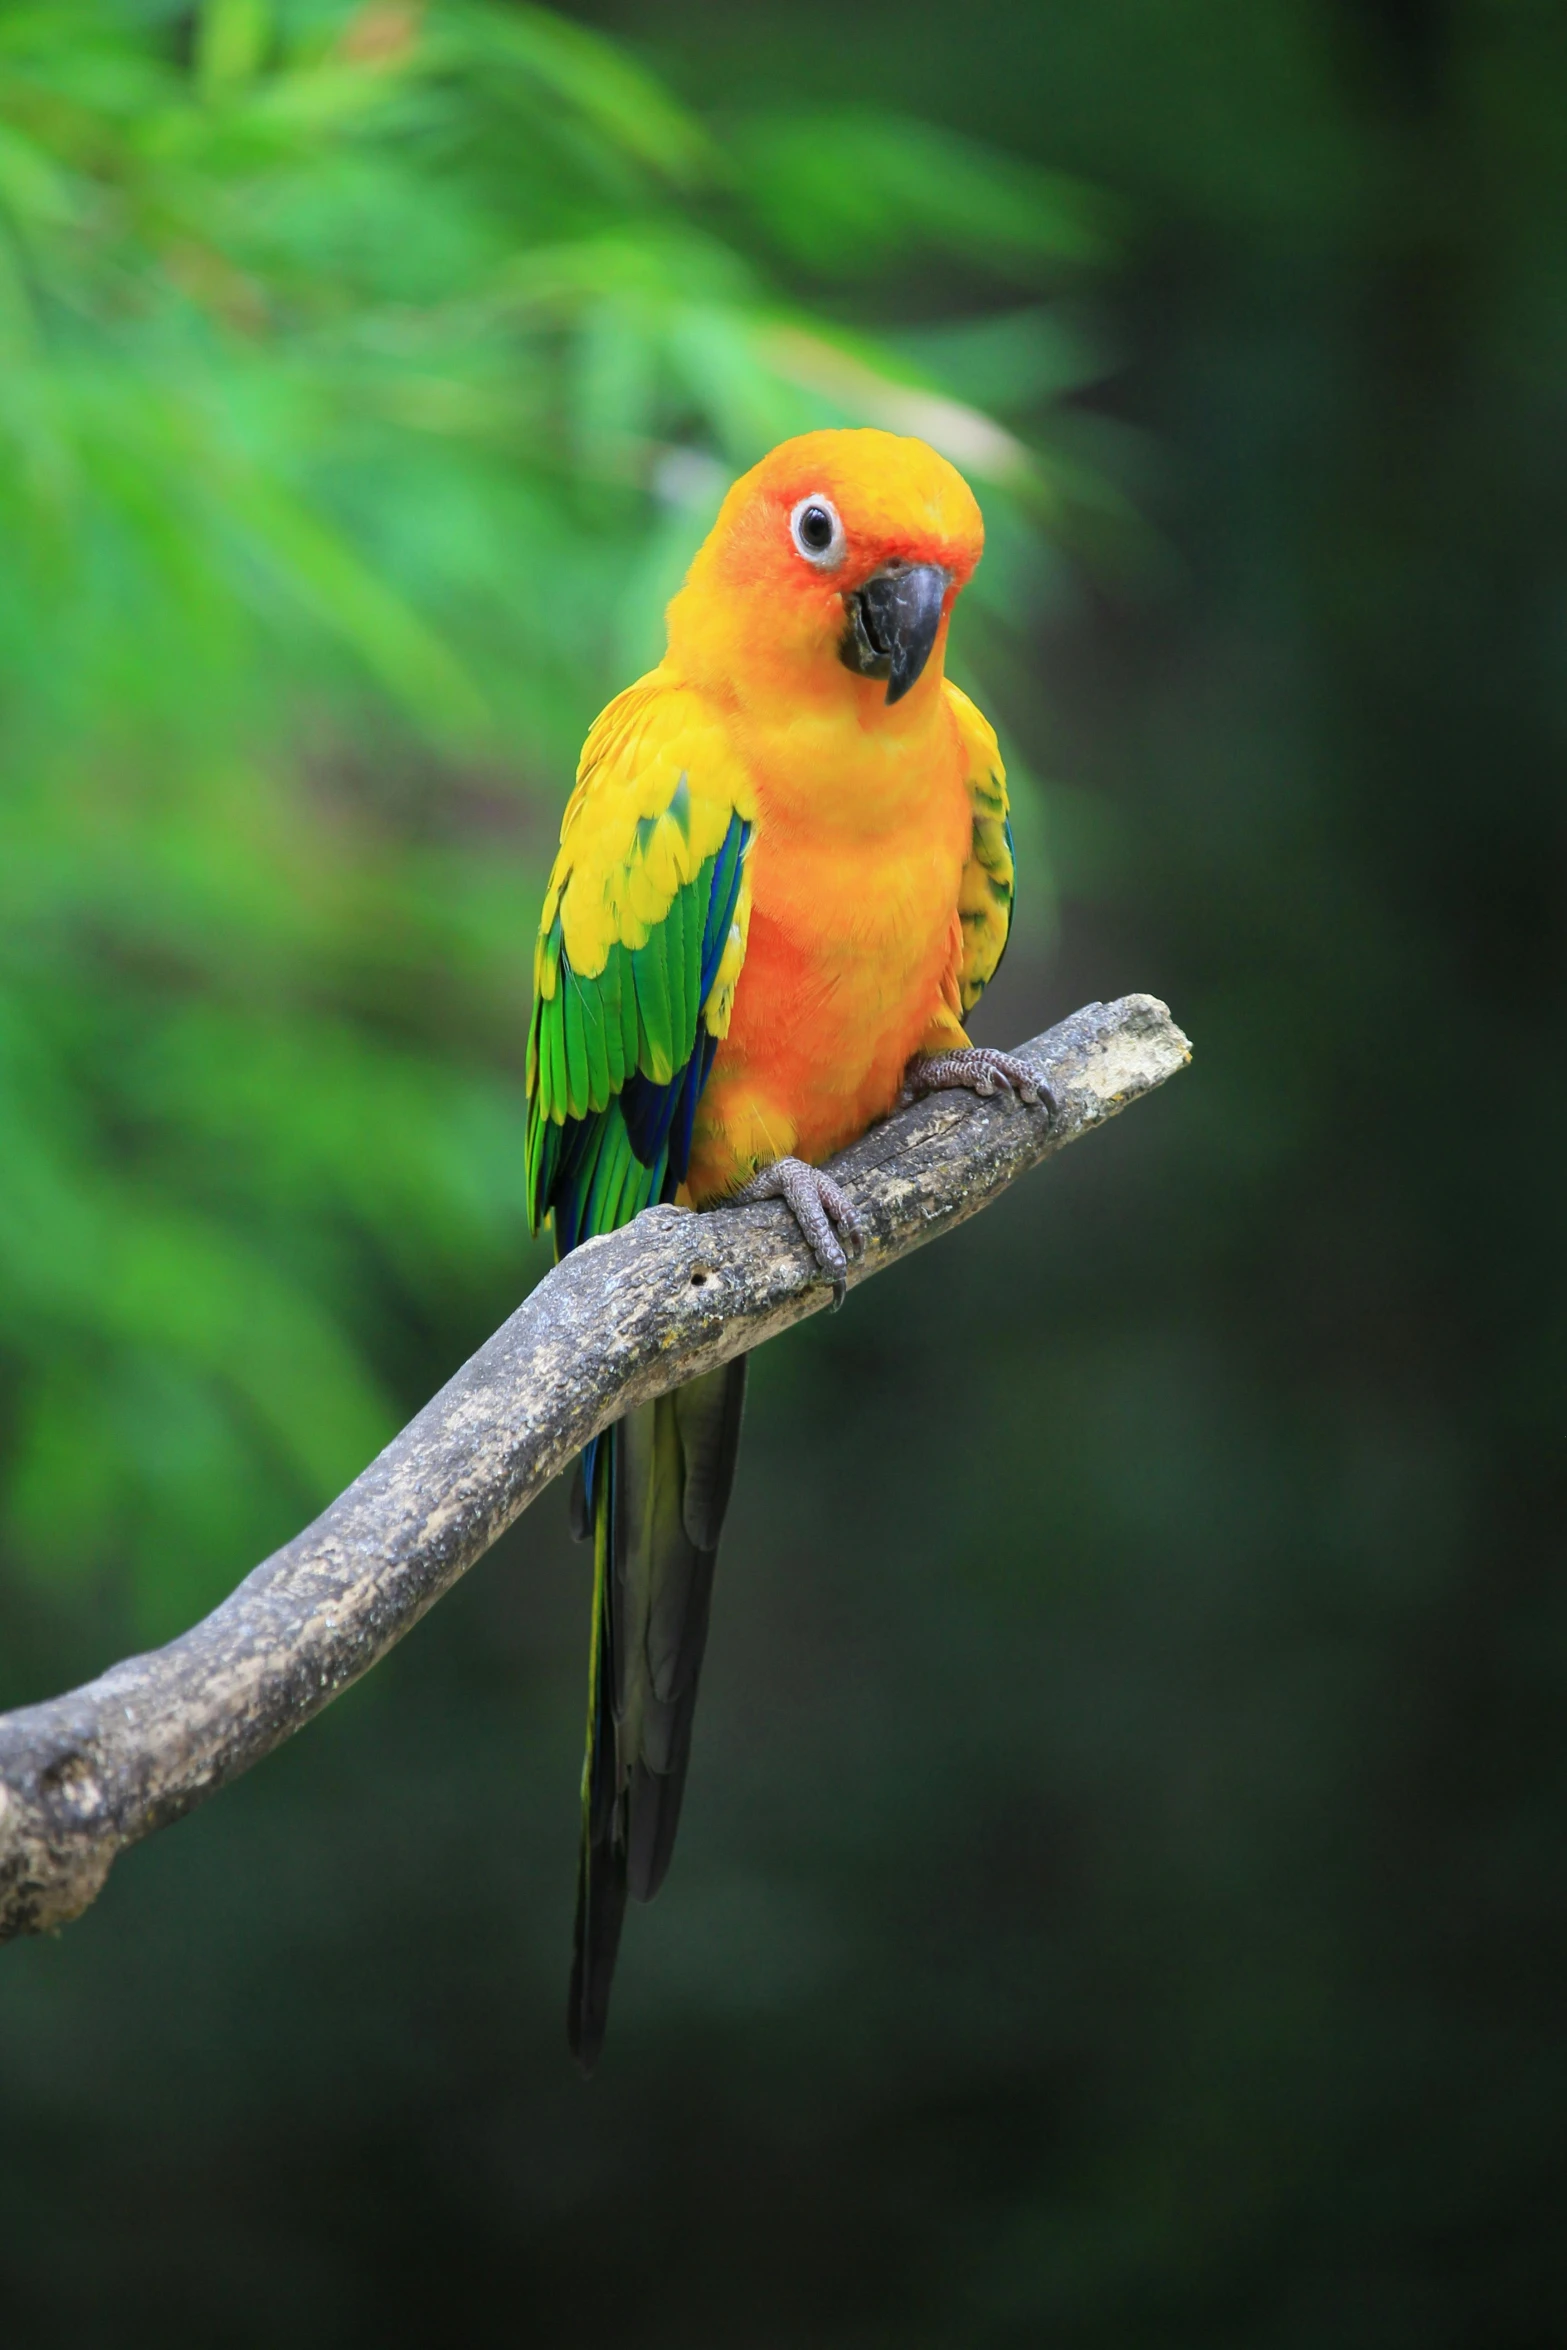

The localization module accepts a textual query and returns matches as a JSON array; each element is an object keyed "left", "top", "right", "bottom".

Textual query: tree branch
[{"left": 0, "top": 994, "right": 1190, "bottom": 1945}]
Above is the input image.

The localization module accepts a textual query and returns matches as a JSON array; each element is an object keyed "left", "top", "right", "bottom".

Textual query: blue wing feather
[
  {"left": 608, "top": 810, "right": 748, "bottom": 1183},
  {"left": 541, "top": 810, "right": 749, "bottom": 1247}
]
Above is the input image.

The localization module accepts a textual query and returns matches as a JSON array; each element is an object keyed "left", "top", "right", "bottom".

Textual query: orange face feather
[
  {"left": 667, "top": 428, "right": 985, "bottom": 729},
  {"left": 656, "top": 429, "right": 995, "bottom": 1196}
]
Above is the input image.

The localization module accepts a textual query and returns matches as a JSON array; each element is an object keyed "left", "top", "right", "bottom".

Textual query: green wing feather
[
  {"left": 524, "top": 682, "right": 753, "bottom": 1237},
  {"left": 524, "top": 678, "right": 756, "bottom": 2071}
]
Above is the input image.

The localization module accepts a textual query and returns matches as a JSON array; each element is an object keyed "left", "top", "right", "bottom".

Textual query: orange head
[{"left": 665, "top": 429, "right": 985, "bottom": 716}]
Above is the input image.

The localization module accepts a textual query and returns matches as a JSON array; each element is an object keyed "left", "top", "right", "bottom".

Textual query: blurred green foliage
[{"left": 0, "top": 0, "right": 1097, "bottom": 1632}]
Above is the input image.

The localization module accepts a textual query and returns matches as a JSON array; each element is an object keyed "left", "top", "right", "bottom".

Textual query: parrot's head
[{"left": 667, "top": 428, "right": 984, "bottom": 715}]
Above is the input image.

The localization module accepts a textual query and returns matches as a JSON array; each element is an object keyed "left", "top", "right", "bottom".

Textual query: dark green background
[{"left": 3, "top": 2, "right": 1565, "bottom": 2342}]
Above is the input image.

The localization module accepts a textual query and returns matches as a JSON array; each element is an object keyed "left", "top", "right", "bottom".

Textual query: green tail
[{"left": 568, "top": 1356, "right": 748, "bottom": 2071}]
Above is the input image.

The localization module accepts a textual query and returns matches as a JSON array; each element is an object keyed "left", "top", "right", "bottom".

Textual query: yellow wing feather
[
  {"left": 525, "top": 671, "right": 756, "bottom": 1234},
  {"left": 542, "top": 678, "right": 753, "bottom": 977},
  {"left": 944, "top": 680, "right": 1016, "bottom": 1014}
]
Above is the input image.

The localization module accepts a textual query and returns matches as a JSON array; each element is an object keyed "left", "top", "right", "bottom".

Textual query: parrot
[{"left": 524, "top": 427, "right": 1052, "bottom": 2068}]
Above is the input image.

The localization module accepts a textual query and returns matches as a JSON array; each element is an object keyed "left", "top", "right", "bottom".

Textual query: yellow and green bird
[{"left": 525, "top": 427, "right": 1051, "bottom": 2065}]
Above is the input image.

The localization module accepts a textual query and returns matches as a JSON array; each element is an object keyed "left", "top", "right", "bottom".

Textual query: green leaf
[{"left": 0, "top": 0, "right": 1085, "bottom": 1630}]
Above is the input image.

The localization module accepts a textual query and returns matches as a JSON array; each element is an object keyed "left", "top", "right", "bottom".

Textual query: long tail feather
[{"left": 566, "top": 1356, "right": 748, "bottom": 2070}]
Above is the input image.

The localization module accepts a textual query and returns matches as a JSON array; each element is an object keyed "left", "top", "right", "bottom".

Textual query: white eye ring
[{"left": 789, "top": 494, "right": 844, "bottom": 567}]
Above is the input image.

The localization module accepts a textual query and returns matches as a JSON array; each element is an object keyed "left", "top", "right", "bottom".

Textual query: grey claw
[
  {"left": 814, "top": 1229, "right": 849, "bottom": 1280},
  {"left": 727, "top": 1155, "right": 864, "bottom": 1295},
  {"left": 903, "top": 1046, "right": 1057, "bottom": 1118},
  {"left": 833, "top": 1201, "right": 867, "bottom": 1261}
]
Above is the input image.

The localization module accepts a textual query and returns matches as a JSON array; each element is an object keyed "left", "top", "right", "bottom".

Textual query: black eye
[{"left": 790, "top": 495, "right": 843, "bottom": 565}]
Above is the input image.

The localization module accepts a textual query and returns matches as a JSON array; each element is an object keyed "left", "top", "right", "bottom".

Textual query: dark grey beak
[{"left": 839, "top": 561, "right": 949, "bottom": 704}]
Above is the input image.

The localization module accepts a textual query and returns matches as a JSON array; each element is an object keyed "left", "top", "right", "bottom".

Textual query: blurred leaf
[
  {"left": 197, "top": 0, "right": 273, "bottom": 95},
  {"left": 0, "top": 0, "right": 1102, "bottom": 1628},
  {"left": 734, "top": 105, "right": 1112, "bottom": 280}
]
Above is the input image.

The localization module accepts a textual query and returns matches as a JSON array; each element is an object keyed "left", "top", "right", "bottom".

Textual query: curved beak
[{"left": 839, "top": 561, "right": 950, "bottom": 704}]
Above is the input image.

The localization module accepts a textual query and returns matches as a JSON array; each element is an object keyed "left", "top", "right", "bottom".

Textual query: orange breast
[{"left": 685, "top": 716, "right": 972, "bottom": 1202}]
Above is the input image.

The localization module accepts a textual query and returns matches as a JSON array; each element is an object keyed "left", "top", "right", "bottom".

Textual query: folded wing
[
  {"left": 524, "top": 676, "right": 757, "bottom": 2070},
  {"left": 944, "top": 679, "right": 1016, "bottom": 1014}
]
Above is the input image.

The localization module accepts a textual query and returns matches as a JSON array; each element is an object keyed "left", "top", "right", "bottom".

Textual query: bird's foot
[
  {"left": 728, "top": 1156, "right": 865, "bottom": 1308},
  {"left": 900, "top": 1045, "right": 1057, "bottom": 1116}
]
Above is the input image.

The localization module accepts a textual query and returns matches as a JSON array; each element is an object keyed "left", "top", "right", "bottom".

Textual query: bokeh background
[{"left": 2, "top": 2, "right": 1564, "bottom": 2342}]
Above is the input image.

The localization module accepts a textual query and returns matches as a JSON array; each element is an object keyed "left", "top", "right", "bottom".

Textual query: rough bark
[{"left": 0, "top": 993, "right": 1191, "bottom": 1945}]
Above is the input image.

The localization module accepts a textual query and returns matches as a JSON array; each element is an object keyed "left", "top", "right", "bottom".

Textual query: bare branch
[{"left": 0, "top": 994, "right": 1191, "bottom": 1945}]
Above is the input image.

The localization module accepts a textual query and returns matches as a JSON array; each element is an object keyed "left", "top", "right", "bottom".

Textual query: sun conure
[{"left": 525, "top": 427, "right": 1051, "bottom": 2067}]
